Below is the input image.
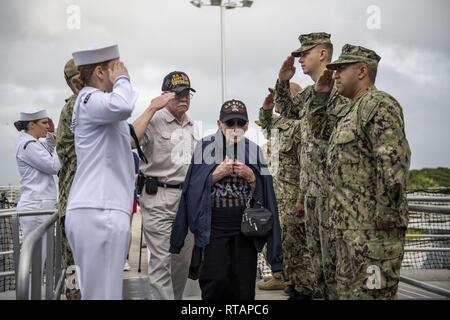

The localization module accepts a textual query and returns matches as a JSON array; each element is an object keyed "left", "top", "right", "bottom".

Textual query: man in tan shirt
[{"left": 133, "top": 71, "right": 198, "bottom": 300}]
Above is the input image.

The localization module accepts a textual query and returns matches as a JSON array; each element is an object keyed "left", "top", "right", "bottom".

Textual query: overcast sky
[{"left": 1, "top": 0, "right": 449, "bottom": 185}]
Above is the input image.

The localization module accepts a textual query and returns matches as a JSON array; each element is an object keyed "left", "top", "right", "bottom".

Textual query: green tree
[{"left": 408, "top": 167, "right": 450, "bottom": 190}]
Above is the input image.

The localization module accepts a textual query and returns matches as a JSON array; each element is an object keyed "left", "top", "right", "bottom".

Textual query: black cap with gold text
[{"left": 161, "top": 71, "right": 196, "bottom": 93}]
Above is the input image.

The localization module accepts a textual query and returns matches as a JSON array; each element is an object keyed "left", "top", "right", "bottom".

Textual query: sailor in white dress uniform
[
  {"left": 14, "top": 108, "right": 60, "bottom": 273},
  {"left": 65, "top": 45, "right": 175, "bottom": 300}
]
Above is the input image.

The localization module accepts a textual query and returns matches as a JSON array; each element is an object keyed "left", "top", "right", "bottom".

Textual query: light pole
[{"left": 190, "top": 0, "right": 254, "bottom": 103}]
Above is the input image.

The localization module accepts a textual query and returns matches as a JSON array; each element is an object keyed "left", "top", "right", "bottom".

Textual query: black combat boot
[
  {"left": 296, "top": 292, "right": 313, "bottom": 300},
  {"left": 287, "top": 286, "right": 299, "bottom": 300},
  {"left": 287, "top": 286, "right": 313, "bottom": 300}
]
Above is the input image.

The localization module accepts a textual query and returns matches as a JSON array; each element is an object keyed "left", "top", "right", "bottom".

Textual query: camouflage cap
[
  {"left": 327, "top": 44, "right": 381, "bottom": 70},
  {"left": 291, "top": 32, "right": 331, "bottom": 57},
  {"left": 64, "top": 58, "right": 79, "bottom": 81}
]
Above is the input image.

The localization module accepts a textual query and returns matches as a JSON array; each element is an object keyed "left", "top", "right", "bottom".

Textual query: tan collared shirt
[{"left": 140, "top": 108, "right": 198, "bottom": 184}]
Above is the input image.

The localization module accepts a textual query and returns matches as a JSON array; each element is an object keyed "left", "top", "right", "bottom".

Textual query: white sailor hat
[
  {"left": 72, "top": 44, "right": 120, "bottom": 67},
  {"left": 19, "top": 108, "right": 48, "bottom": 121}
]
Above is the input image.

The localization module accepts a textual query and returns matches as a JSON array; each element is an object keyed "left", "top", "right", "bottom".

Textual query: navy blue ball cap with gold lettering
[
  {"left": 220, "top": 99, "right": 248, "bottom": 122},
  {"left": 161, "top": 71, "right": 196, "bottom": 93}
]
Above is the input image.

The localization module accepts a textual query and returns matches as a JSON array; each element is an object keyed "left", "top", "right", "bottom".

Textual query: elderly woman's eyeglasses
[{"left": 224, "top": 119, "right": 248, "bottom": 127}]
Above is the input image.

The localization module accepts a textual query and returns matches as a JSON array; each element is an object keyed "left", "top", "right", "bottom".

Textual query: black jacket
[{"left": 169, "top": 131, "right": 283, "bottom": 272}]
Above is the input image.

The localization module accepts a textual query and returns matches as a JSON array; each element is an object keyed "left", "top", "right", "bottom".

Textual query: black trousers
[{"left": 199, "top": 207, "right": 257, "bottom": 300}]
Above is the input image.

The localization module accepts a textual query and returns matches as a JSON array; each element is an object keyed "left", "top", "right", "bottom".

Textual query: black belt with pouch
[{"left": 140, "top": 174, "right": 184, "bottom": 195}]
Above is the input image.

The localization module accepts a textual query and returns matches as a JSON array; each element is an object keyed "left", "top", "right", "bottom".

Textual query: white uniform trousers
[
  {"left": 20, "top": 213, "right": 51, "bottom": 279},
  {"left": 65, "top": 208, "right": 130, "bottom": 300},
  {"left": 19, "top": 199, "right": 55, "bottom": 290},
  {"left": 141, "top": 187, "right": 194, "bottom": 300}
]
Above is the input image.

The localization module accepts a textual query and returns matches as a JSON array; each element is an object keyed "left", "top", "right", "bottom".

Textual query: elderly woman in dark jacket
[{"left": 170, "top": 99, "right": 282, "bottom": 300}]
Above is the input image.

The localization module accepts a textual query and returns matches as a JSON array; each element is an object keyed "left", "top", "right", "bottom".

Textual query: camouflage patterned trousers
[
  {"left": 335, "top": 228, "right": 406, "bottom": 300},
  {"left": 60, "top": 217, "right": 81, "bottom": 300},
  {"left": 257, "top": 251, "right": 272, "bottom": 279},
  {"left": 304, "top": 195, "right": 337, "bottom": 299},
  {"left": 275, "top": 179, "right": 315, "bottom": 296}
]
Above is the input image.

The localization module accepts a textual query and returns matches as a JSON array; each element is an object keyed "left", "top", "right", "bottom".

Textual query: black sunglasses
[{"left": 224, "top": 119, "right": 248, "bottom": 127}]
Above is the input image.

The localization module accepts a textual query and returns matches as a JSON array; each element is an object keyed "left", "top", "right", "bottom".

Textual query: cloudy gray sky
[{"left": 1, "top": 0, "right": 449, "bottom": 185}]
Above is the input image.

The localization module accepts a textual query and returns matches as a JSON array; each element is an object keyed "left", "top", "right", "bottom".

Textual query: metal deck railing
[
  {"left": 0, "top": 209, "right": 64, "bottom": 300},
  {"left": 403, "top": 194, "right": 450, "bottom": 270}
]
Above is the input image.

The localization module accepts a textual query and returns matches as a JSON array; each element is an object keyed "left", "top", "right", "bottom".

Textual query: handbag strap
[
  {"left": 246, "top": 197, "right": 262, "bottom": 208},
  {"left": 246, "top": 197, "right": 252, "bottom": 208}
]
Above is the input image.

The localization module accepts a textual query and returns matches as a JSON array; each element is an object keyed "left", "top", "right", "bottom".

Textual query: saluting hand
[
  {"left": 262, "top": 88, "right": 275, "bottom": 111},
  {"left": 278, "top": 55, "right": 296, "bottom": 82},
  {"left": 314, "top": 69, "right": 334, "bottom": 93},
  {"left": 48, "top": 118, "right": 55, "bottom": 133},
  {"left": 109, "top": 60, "right": 130, "bottom": 83},
  {"left": 148, "top": 92, "right": 176, "bottom": 112},
  {"left": 47, "top": 118, "right": 56, "bottom": 142}
]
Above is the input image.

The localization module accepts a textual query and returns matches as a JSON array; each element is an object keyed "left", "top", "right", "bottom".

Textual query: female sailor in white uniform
[
  {"left": 66, "top": 45, "right": 174, "bottom": 300},
  {"left": 14, "top": 108, "right": 60, "bottom": 266}
]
